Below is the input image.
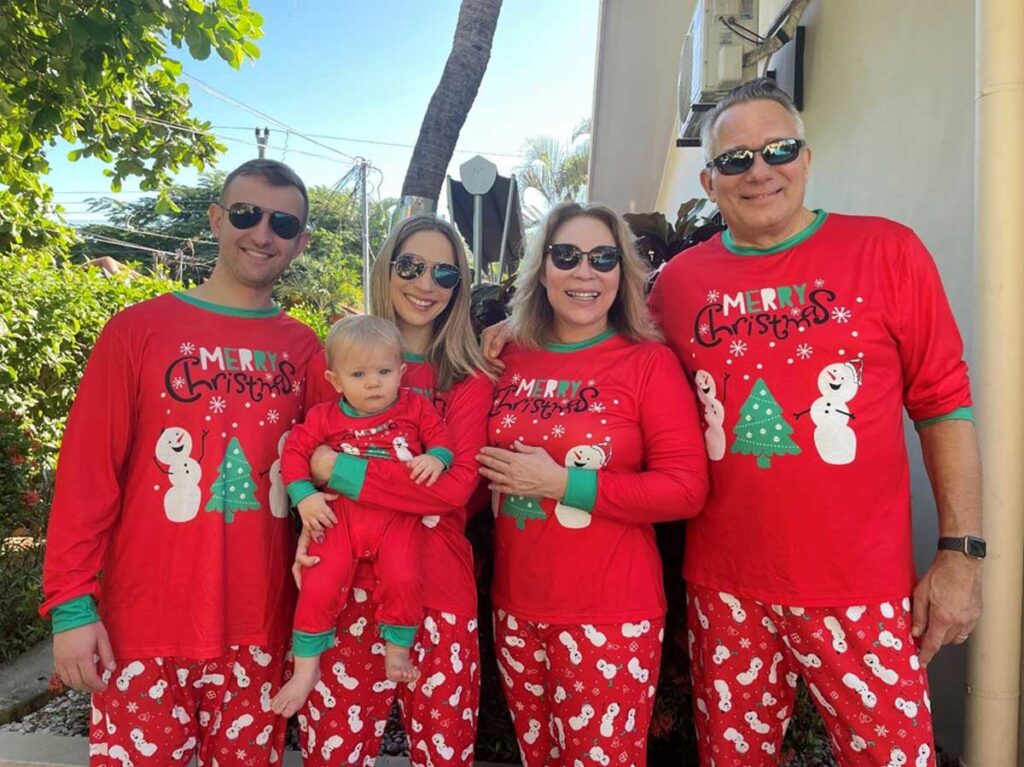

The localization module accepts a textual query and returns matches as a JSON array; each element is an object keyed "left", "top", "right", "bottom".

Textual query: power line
[{"left": 74, "top": 222, "right": 218, "bottom": 246}]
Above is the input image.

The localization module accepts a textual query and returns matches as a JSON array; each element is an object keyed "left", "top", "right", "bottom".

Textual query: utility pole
[
  {"left": 255, "top": 127, "right": 270, "bottom": 159},
  {"left": 359, "top": 160, "right": 370, "bottom": 312}
]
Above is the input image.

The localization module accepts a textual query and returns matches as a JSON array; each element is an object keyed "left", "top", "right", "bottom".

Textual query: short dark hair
[
  {"left": 700, "top": 78, "right": 805, "bottom": 160},
  {"left": 220, "top": 159, "right": 310, "bottom": 225}
]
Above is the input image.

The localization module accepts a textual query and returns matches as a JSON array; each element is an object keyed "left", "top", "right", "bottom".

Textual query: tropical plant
[
  {"left": 398, "top": 0, "right": 503, "bottom": 217},
  {"left": 624, "top": 197, "right": 725, "bottom": 270},
  {"left": 0, "top": 0, "right": 263, "bottom": 255},
  {"left": 517, "top": 117, "right": 591, "bottom": 227}
]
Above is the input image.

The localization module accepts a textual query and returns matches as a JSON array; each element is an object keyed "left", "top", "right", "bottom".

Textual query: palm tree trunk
[{"left": 398, "top": 0, "right": 502, "bottom": 216}]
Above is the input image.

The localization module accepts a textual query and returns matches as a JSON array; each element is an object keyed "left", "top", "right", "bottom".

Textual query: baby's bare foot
[{"left": 385, "top": 642, "right": 420, "bottom": 684}]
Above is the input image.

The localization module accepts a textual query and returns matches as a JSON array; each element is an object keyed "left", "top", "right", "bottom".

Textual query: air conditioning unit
[{"left": 678, "top": 0, "right": 760, "bottom": 146}]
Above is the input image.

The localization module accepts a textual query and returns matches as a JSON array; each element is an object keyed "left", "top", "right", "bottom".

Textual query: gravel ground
[{"left": 1, "top": 690, "right": 410, "bottom": 756}]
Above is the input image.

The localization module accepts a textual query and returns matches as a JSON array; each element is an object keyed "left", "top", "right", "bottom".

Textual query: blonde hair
[
  {"left": 508, "top": 202, "right": 661, "bottom": 347},
  {"left": 325, "top": 315, "right": 403, "bottom": 369},
  {"left": 367, "top": 215, "right": 493, "bottom": 391}
]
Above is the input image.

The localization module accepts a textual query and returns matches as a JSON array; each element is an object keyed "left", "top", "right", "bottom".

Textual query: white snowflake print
[
  {"left": 264, "top": 372, "right": 275, "bottom": 382},
  {"left": 172, "top": 377, "right": 186, "bottom": 390},
  {"left": 698, "top": 323, "right": 710, "bottom": 335},
  {"left": 282, "top": 351, "right": 290, "bottom": 360},
  {"left": 796, "top": 343, "right": 813, "bottom": 360},
  {"left": 739, "top": 638, "right": 751, "bottom": 649},
  {"left": 831, "top": 306, "right": 852, "bottom": 324},
  {"left": 551, "top": 424, "right": 565, "bottom": 438},
  {"left": 814, "top": 278, "right": 825, "bottom": 288},
  {"left": 126, "top": 702, "right": 138, "bottom": 713},
  {"left": 501, "top": 414, "right": 516, "bottom": 428},
  {"left": 511, "top": 373, "right": 522, "bottom": 384},
  {"left": 267, "top": 410, "right": 280, "bottom": 424},
  {"left": 589, "top": 402, "right": 606, "bottom": 414},
  {"left": 587, "top": 379, "right": 596, "bottom": 386},
  {"left": 292, "top": 381, "right": 303, "bottom": 396},
  {"left": 729, "top": 339, "right": 747, "bottom": 357},
  {"left": 706, "top": 289, "right": 721, "bottom": 303},
  {"left": 790, "top": 307, "right": 801, "bottom": 317},
  {"left": 179, "top": 341, "right": 195, "bottom": 355},
  {"left": 235, "top": 749, "right": 246, "bottom": 760},
  {"left": 209, "top": 396, "right": 226, "bottom": 414}
]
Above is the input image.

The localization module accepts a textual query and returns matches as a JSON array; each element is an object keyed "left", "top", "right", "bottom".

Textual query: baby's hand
[
  {"left": 408, "top": 454, "right": 445, "bottom": 486},
  {"left": 297, "top": 492, "right": 338, "bottom": 533}
]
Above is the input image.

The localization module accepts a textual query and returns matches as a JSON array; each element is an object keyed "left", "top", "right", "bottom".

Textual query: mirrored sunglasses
[
  {"left": 218, "top": 202, "right": 304, "bottom": 240},
  {"left": 706, "top": 138, "right": 806, "bottom": 176},
  {"left": 546, "top": 244, "right": 622, "bottom": 273},
  {"left": 391, "top": 253, "right": 462, "bottom": 289}
]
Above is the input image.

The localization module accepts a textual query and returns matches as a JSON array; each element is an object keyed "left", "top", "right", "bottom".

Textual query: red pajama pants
[
  {"left": 87, "top": 645, "right": 288, "bottom": 767},
  {"left": 493, "top": 609, "right": 665, "bottom": 767},
  {"left": 687, "top": 583, "right": 936, "bottom": 767},
  {"left": 298, "top": 593, "right": 480, "bottom": 767},
  {"left": 296, "top": 509, "right": 423, "bottom": 636}
]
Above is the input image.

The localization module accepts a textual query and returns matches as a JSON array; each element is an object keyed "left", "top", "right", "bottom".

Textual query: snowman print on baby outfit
[
  {"left": 154, "top": 427, "right": 207, "bottom": 522},
  {"left": 554, "top": 440, "right": 612, "bottom": 529},
  {"left": 694, "top": 369, "right": 728, "bottom": 461}
]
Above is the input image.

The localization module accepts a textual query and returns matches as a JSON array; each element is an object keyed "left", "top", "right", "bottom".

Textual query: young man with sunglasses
[
  {"left": 42, "top": 159, "right": 333, "bottom": 766},
  {"left": 648, "top": 78, "right": 982, "bottom": 766}
]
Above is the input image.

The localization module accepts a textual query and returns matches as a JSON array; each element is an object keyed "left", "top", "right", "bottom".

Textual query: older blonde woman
[
  {"left": 476, "top": 202, "right": 708, "bottom": 766},
  {"left": 298, "top": 215, "right": 493, "bottom": 767}
]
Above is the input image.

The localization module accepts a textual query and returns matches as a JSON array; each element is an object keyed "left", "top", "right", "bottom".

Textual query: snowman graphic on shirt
[
  {"left": 267, "top": 430, "right": 290, "bottom": 518},
  {"left": 694, "top": 370, "right": 728, "bottom": 461},
  {"left": 796, "top": 360, "right": 862, "bottom": 465},
  {"left": 554, "top": 441, "right": 612, "bottom": 529},
  {"left": 154, "top": 428, "right": 207, "bottom": 522}
]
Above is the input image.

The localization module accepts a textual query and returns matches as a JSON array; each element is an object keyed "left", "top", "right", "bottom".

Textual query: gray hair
[{"left": 700, "top": 78, "right": 805, "bottom": 162}]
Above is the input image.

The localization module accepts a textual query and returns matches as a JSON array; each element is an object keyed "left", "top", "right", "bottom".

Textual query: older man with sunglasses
[
  {"left": 647, "top": 78, "right": 982, "bottom": 766},
  {"left": 41, "top": 160, "right": 335, "bottom": 767}
]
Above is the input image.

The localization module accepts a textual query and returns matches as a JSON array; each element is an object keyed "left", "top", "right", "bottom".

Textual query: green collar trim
[
  {"left": 545, "top": 328, "right": 617, "bottom": 353},
  {"left": 723, "top": 210, "right": 828, "bottom": 255},
  {"left": 173, "top": 291, "right": 281, "bottom": 318},
  {"left": 403, "top": 352, "right": 427, "bottom": 362},
  {"left": 339, "top": 396, "right": 398, "bottom": 418}
]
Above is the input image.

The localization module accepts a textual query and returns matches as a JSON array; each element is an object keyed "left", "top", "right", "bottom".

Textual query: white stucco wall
[{"left": 650, "top": 1, "right": 977, "bottom": 754}]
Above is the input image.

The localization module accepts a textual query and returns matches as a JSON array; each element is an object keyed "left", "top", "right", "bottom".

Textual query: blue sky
[{"left": 47, "top": 1, "right": 599, "bottom": 225}]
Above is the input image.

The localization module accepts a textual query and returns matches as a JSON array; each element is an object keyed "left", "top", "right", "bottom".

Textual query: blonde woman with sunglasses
[
  {"left": 475, "top": 201, "right": 708, "bottom": 766},
  {"left": 294, "top": 215, "right": 494, "bottom": 767}
]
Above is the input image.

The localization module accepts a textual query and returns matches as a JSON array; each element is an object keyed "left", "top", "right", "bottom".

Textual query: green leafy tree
[
  {"left": 517, "top": 118, "right": 590, "bottom": 227},
  {"left": 0, "top": 1, "right": 264, "bottom": 254},
  {"left": 731, "top": 377, "right": 801, "bottom": 469},
  {"left": 205, "top": 437, "right": 259, "bottom": 523}
]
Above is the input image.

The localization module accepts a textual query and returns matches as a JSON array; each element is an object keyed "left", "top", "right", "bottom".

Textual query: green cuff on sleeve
[
  {"left": 562, "top": 467, "right": 598, "bottom": 513},
  {"left": 915, "top": 406, "right": 975, "bottom": 430},
  {"left": 52, "top": 595, "right": 100, "bottom": 634},
  {"left": 286, "top": 480, "right": 318, "bottom": 505},
  {"left": 292, "top": 628, "right": 336, "bottom": 657},
  {"left": 380, "top": 623, "right": 418, "bottom": 648},
  {"left": 327, "top": 453, "right": 369, "bottom": 501},
  {"left": 425, "top": 447, "right": 453, "bottom": 469}
]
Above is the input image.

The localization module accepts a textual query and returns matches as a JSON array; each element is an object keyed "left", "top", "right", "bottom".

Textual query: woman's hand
[
  {"left": 481, "top": 320, "right": 511, "bottom": 373},
  {"left": 292, "top": 528, "right": 323, "bottom": 589},
  {"left": 477, "top": 441, "right": 568, "bottom": 499},
  {"left": 310, "top": 444, "right": 339, "bottom": 485}
]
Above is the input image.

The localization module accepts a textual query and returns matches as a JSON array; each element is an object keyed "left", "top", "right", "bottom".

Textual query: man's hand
[
  {"left": 297, "top": 492, "right": 337, "bottom": 534},
  {"left": 408, "top": 454, "right": 445, "bottom": 486},
  {"left": 53, "top": 621, "right": 115, "bottom": 693},
  {"left": 911, "top": 551, "right": 982, "bottom": 665},
  {"left": 481, "top": 320, "right": 511, "bottom": 373}
]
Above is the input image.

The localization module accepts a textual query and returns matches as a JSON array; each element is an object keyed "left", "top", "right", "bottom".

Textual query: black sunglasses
[
  {"left": 706, "top": 138, "right": 806, "bottom": 176},
  {"left": 391, "top": 253, "right": 462, "bottom": 290},
  {"left": 546, "top": 244, "right": 622, "bottom": 273},
  {"left": 217, "top": 202, "right": 304, "bottom": 240}
]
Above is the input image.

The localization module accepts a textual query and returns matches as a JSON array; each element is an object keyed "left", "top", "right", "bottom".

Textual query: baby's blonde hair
[{"left": 325, "top": 315, "right": 404, "bottom": 368}]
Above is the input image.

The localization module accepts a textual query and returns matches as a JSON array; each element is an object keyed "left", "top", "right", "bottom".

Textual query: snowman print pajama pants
[
  {"left": 88, "top": 644, "right": 288, "bottom": 767},
  {"left": 493, "top": 609, "right": 665, "bottom": 767},
  {"left": 298, "top": 592, "right": 480, "bottom": 767},
  {"left": 687, "top": 583, "right": 936, "bottom": 767}
]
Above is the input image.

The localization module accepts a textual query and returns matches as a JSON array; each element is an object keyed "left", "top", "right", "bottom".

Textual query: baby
[{"left": 271, "top": 315, "right": 452, "bottom": 717}]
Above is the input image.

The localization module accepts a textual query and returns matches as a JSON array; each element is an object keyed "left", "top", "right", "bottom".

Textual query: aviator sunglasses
[
  {"left": 546, "top": 243, "right": 622, "bottom": 272},
  {"left": 706, "top": 138, "right": 806, "bottom": 176},
  {"left": 391, "top": 253, "right": 462, "bottom": 289},
  {"left": 217, "top": 202, "right": 304, "bottom": 240}
]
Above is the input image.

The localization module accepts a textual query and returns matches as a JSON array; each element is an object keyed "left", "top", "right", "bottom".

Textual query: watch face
[{"left": 966, "top": 537, "right": 987, "bottom": 558}]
